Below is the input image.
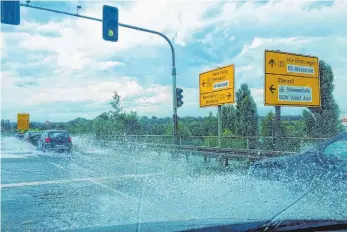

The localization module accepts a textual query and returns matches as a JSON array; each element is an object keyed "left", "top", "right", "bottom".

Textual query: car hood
[
  {"left": 65, "top": 218, "right": 252, "bottom": 232},
  {"left": 65, "top": 219, "right": 346, "bottom": 232}
]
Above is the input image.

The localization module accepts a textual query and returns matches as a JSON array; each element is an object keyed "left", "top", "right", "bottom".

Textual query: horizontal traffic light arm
[{"left": 19, "top": 3, "right": 176, "bottom": 68}]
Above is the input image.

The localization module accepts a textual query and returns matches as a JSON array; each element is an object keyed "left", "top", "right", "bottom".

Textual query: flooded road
[{"left": 1, "top": 137, "right": 345, "bottom": 231}]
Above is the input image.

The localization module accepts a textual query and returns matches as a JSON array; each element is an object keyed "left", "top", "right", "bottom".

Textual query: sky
[{"left": 1, "top": 0, "right": 347, "bottom": 122}]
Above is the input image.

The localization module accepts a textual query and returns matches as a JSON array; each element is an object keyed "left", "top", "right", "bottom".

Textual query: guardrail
[{"left": 81, "top": 134, "right": 329, "bottom": 153}]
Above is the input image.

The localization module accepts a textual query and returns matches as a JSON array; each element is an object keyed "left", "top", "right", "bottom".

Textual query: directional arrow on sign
[
  {"left": 227, "top": 92, "right": 231, "bottom": 99},
  {"left": 269, "top": 59, "right": 276, "bottom": 67},
  {"left": 269, "top": 84, "right": 276, "bottom": 94},
  {"left": 202, "top": 81, "right": 206, "bottom": 87}
]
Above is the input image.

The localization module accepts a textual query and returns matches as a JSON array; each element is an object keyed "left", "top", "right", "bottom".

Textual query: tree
[
  {"left": 222, "top": 104, "right": 237, "bottom": 134},
  {"left": 235, "top": 83, "right": 259, "bottom": 148},
  {"left": 165, "top": 122, "right": 192, "bottom": 137},
  {"left": 120, "top": 111, "right": 141, "bottom": 135},
  {"left": 203, "top": 112, "right": 218, "bottom": 136},
  {"left": 110, "top": 91, "right": 122, "bottom": 115},
  {"left": 260, "top": 111, "right": 285, "bottom": 150},
  {"left": 1, "top": 119, "right": 12, "bottom": 135},
  {"left": 302, "top": 60, "right": 342, "bottom": 138}
]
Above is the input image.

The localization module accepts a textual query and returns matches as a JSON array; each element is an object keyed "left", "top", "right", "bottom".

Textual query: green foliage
[
  {"left": 260, "top": 111, "right": 305, "bottom": 151},
  {"left": 203, "top": 112, "right": 218, "bottom": 135},
  {"left": 303, "top": 60, "right": 342, "bottom": 138},
  {"left": 235, "top": 83, "right": 259, "bottom": 148},
  {"left": 222, "top": 104, "right": 236, "bottom": 133},
  {"left": 202, "top": 135, "right": 218, "bottom": 147},
  {"left": 1, "top": 119, "right": 12, "bottom": 135},
  {"left": 165, "top": 121, "right": 192, "bottom": 137},
  {"left": 110, "top": 91, "right": 122, "bottom": 116},
  {"left": 223, "top": 128, "right": 232, "bottom": 136}
]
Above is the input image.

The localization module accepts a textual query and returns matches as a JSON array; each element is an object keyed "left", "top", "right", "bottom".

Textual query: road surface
[{"left": 1, "top": 137, "right": 345, "bottom": 231}]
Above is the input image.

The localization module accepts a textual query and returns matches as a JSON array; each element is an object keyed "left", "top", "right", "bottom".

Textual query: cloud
[{"left": 1, "top": 0, "right": 347, "bottom": 122}]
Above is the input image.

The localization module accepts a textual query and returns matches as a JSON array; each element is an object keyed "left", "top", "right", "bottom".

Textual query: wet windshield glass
[
  {"left": 324, "top": 137, "right": 347, "bottom": 161},
  {"left": 1, "top": 1, "right": 347, "bottom": 231}
]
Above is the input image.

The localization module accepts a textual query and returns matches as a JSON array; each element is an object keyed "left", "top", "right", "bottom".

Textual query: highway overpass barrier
[
  {"left": 73, "top": 135, "right": 328, "bottom": 153},
  {"left": 72, "top": 135, "right": 329, "bottom": 165}
]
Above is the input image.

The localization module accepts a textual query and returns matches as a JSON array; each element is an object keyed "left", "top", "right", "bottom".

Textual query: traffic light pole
[{"left": 20, "top": 3, "right": 178, "bottom": 143}]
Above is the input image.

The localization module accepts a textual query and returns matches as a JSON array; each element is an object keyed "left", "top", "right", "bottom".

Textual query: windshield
[
  {"left": 1, "top": 1, "right": 347, "bottom": 231},
  {"left": 323, "top": 136, "right": 347, "bottom": 161},
  {"left": 30, "top": 132, "right": 42, "bottom": 136},
  {"left": 48, "top": 132, "right": 69, "bottom": 138}
]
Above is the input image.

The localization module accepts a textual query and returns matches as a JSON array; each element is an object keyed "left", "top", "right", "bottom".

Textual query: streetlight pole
[{"left": 20, "top": 3, "right": 178, "bottom": 143}]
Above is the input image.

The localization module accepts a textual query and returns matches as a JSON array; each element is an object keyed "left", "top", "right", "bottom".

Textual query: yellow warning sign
[
  {"left": 264, "top": 50, "right": 320, "bottom": 107},
  {"left": 199, "top": 65, "right": 235, "bottom": 107},
  {"left": 17, "top": 113, "right": 30, "bottom": 131}
]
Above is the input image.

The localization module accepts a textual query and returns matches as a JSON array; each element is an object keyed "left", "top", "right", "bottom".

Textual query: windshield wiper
[
  {"left": 249, "top": 220, "right": 347, "bottom": 231},
  {"left": 254, "top": 172, "right": 329, "bottom": 231}
]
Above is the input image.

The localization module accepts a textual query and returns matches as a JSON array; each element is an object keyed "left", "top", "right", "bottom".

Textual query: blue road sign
[
  {"left": 102, "top": 5, "right": 118, "bottom": 42},
  {"left": 1, "top": 0, "right": 20, "bottom": 25}
]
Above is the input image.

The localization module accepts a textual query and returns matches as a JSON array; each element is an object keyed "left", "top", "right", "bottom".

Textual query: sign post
[
  {"left": 217, "top": 105, "right": 222, "bottom": 148},
  {"left": 275, "top": 106, "right": 281, "bottom": 150},
  {"left": 264, "top": 50, "right": 320, "bottom": 150},
  {"left": 199, "top": 65, "right": 235, "bottom": 148}
]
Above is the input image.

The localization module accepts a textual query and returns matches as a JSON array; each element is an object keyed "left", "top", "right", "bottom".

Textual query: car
[
  {"left": 23, "top": 131, "right": 43, "bottom": 146},
  {"left": 15, "top": 132, "right": 25, "bottom": 140},
  {"left": 248, "top": 132, "right": 347, "bottom": 185},
  {"left": 37, "top": 130, "right": 72, "bottom": 153}
]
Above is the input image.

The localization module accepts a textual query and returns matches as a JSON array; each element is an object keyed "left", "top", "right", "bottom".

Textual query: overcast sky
[{"left": 1, "top": 0, "right": 347, "bottom": 122}]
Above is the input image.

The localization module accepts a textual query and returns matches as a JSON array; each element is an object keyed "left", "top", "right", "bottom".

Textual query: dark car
[
  {"left": 15, "top": 132, "right": 25, "bottom": 140},
  {"left": 23, "top": 131, "right": 43, "bottom": 145},
  {"left": 249, "top": 132, "right": 347, "bottom": 184},
  {"left": 37, "top": 130, "right": 72, "bottom": 153}
]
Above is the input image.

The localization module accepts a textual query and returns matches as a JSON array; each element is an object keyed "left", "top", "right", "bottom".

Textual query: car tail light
[
  {"left": 68, "top": 137, "right": 72, "bottom": 142},
  {"left": 45, "top": 138, "right": 51, "bottom": 143}
]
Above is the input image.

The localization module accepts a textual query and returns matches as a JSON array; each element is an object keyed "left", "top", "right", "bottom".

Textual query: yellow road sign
[
  {"left": 17, "top": 113, "right": 30, "bottom": 131},
  {"left": 199, "top": 65, "right": 235, "bottom": 107},
  {"left": 264, "top": 50, "right": 320, "bottom": 107},
  {"left": 265, "top": 74, "right": 320, "bottom": 107},
  {"left": 200, "top": 90, "right": 233, "bottom": 107}
]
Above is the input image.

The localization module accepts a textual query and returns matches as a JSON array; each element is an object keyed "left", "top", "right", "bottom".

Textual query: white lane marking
[
  {"left": 1, "top": 173, "right": 162, "bottom": 188},
  {"left": 0, "top": 153, "right": 38, "bottom": 159},
  {"left": 89, "top": 178, "right": 157, "bottom": 218},
  {"left": 89, "top": 179, "right": 143, "bottom": 202},
  {"left": 89, "top": 179, "right": 116, "bottom": 192},
  {"left": 48, "top": 162, "right": 65, "bottom": 170}
]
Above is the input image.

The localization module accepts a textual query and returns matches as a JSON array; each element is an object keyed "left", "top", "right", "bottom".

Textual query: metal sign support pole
[
  {"left": 20, "top": 3, "right": 178, "bottom": 144},
  {"left": 275, "top": 106, "right": 281, "bottom": 150},
  {"left": 218, "top": 105, "right": 222, "bottom": 148}
]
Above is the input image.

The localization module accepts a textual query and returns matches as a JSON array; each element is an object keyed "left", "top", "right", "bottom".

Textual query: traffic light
[
  {"left": 176, "top": 87, "right": 183, "bottom": 108},
  {"left": 102, "top": 5, "right": 119, "bottom": 42},
  {"left": 1, "top": 1, "right": 20, "bottom": 25}
]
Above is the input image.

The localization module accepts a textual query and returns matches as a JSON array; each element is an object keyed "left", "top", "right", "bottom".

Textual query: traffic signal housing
[
  {"left": 102, "top": 5, "right": 119, "bottom": 42},
  {"left": 176, "top": 87, "right": 183, "bottom": 108},
  {"left": 1, "top": 1, "right": 20, "bottom": 25}
]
